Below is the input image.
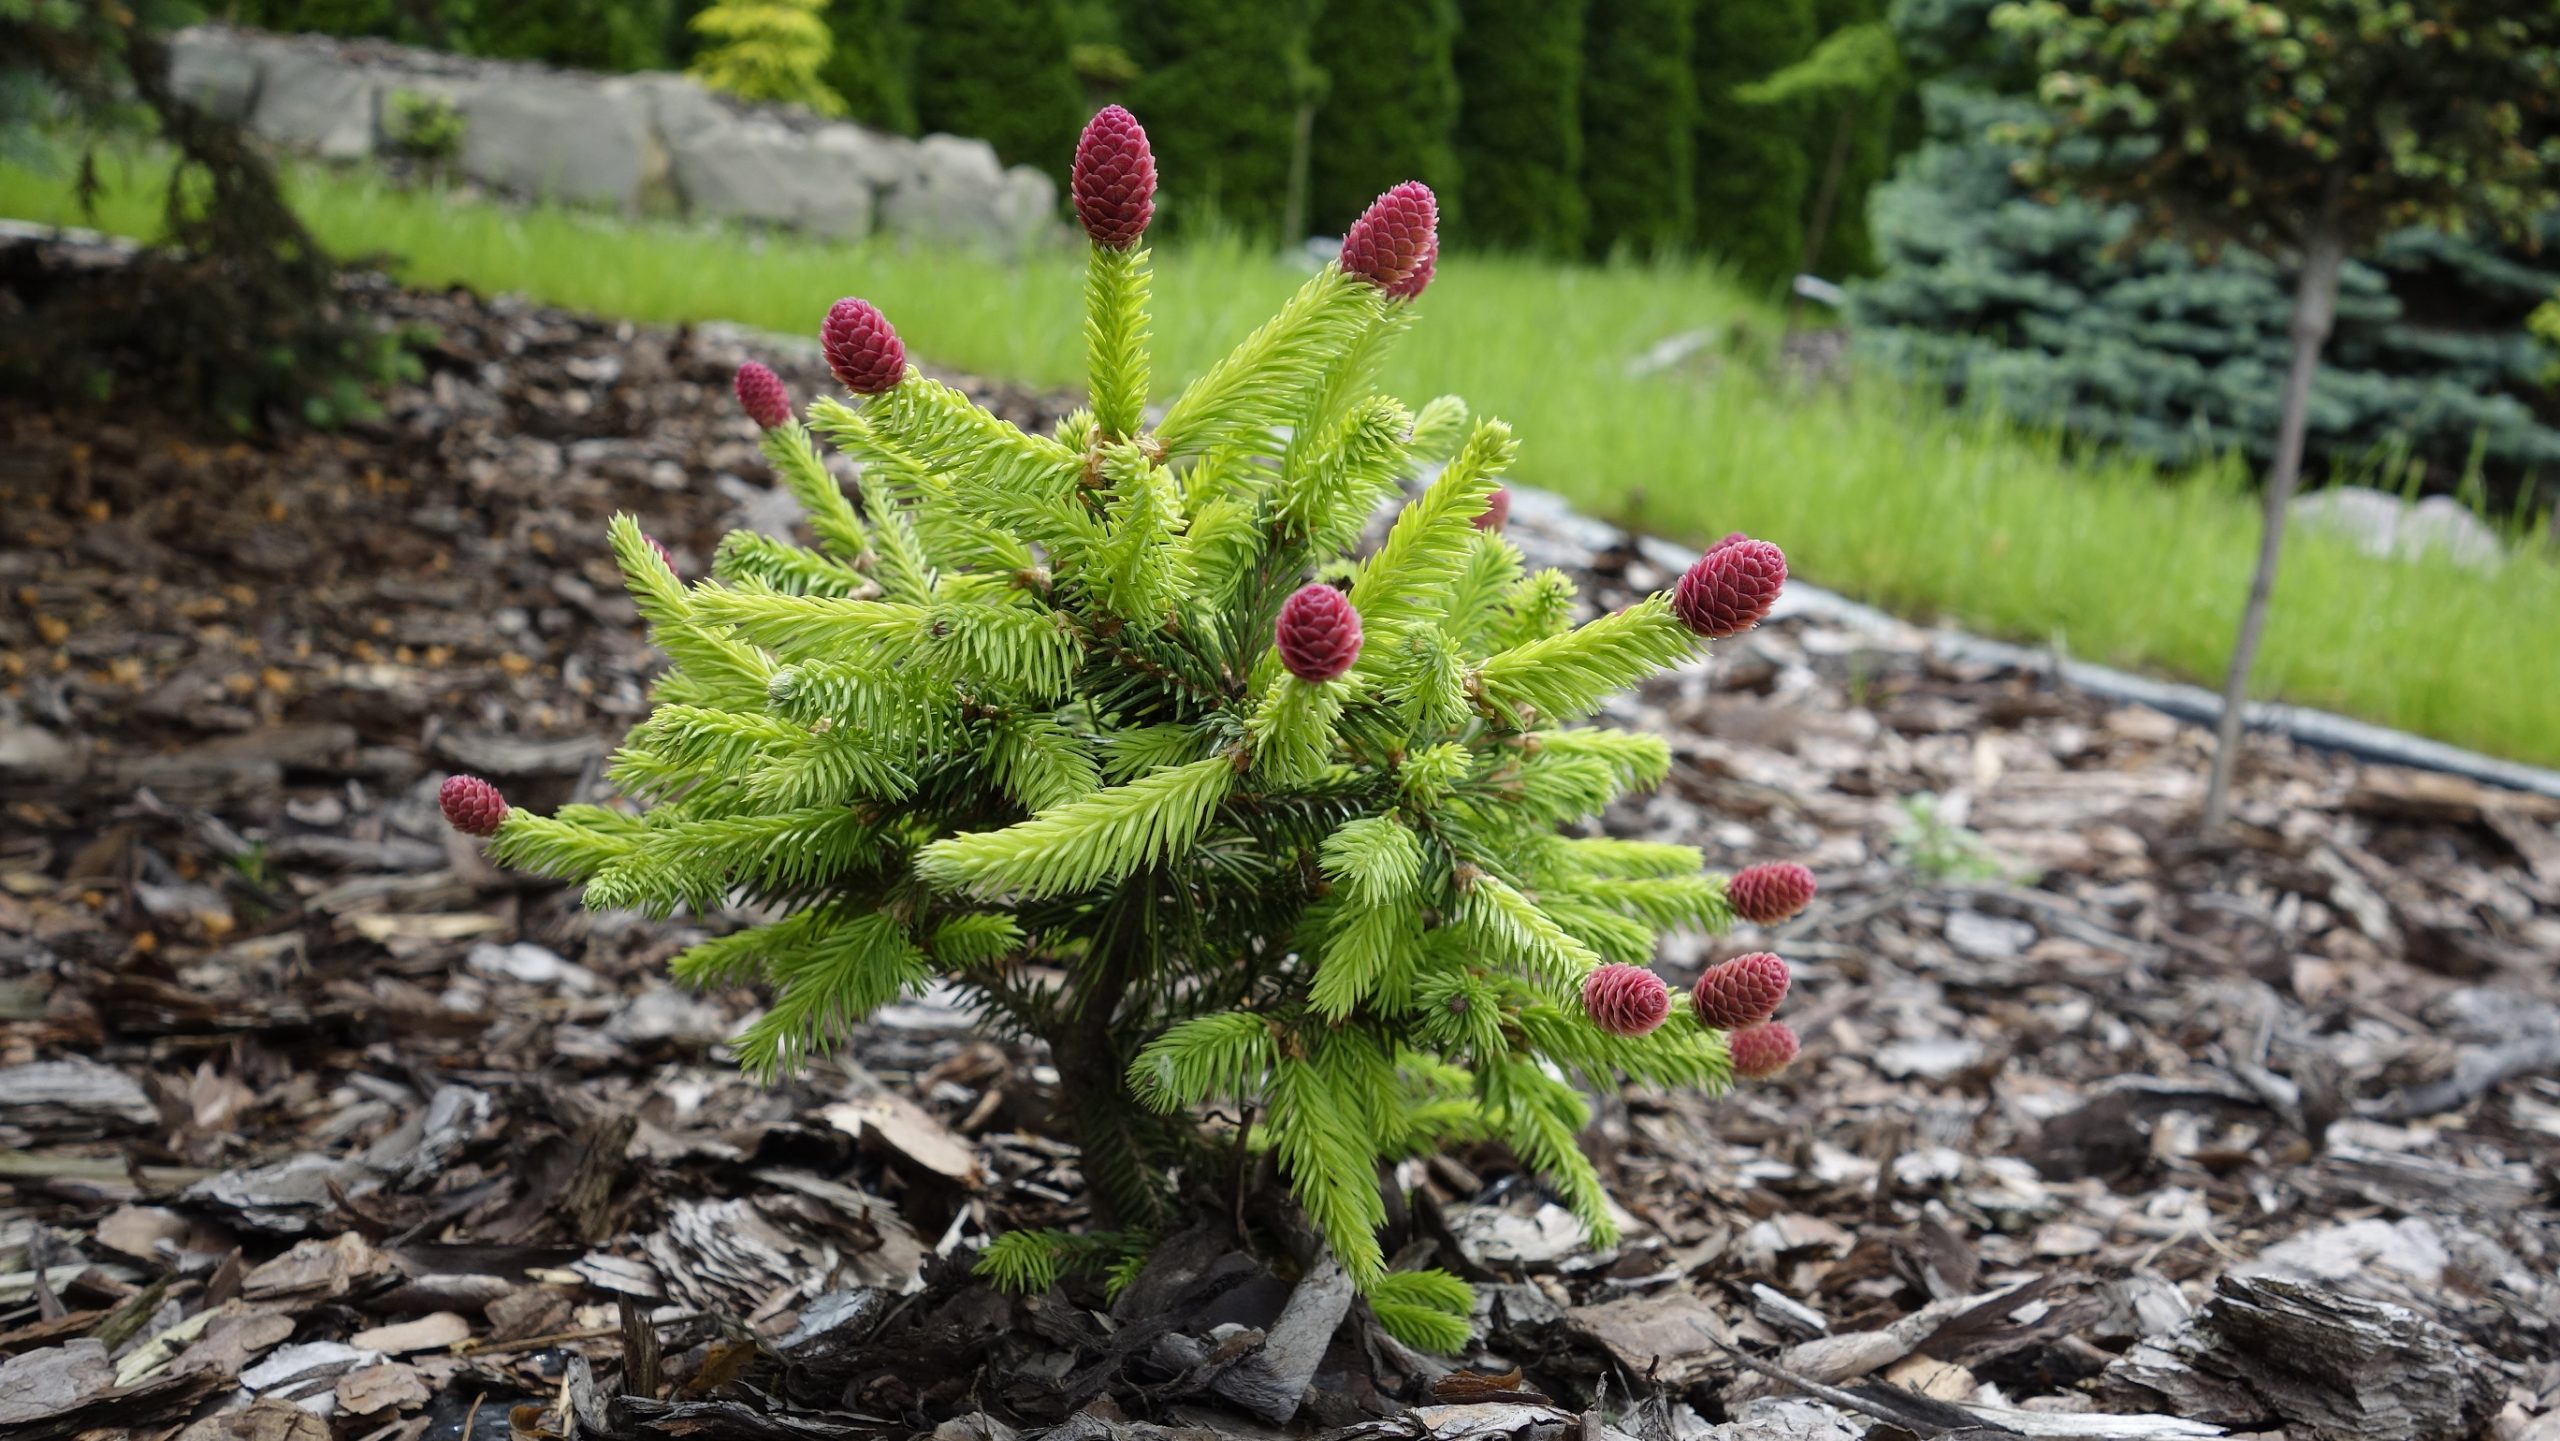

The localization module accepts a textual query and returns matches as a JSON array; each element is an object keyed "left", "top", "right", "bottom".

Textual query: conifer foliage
[
  {"left": 686, "top": 0, "right": 843, "bottom": 116},
  {"left": 439, "top": 106, "right": 1808, "bottom": 1346}
]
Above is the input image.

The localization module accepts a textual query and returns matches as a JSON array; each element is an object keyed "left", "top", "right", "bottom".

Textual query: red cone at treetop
[
  {"left": 822, "top": 298, "right": 905, "bottom": 395},
  {"left": 1073, "top": 105, "right": 1156, "bottom": 250}
]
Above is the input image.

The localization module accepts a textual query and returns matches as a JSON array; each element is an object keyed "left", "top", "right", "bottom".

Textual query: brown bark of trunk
[{"left": 2201, "top": 209, "right": 2349, "bottom": 834}]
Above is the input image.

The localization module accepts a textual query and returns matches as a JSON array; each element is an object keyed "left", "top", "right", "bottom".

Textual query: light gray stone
[
  {"left": 168, "top": 29, "right": 263, "bottom": 121},
  {"left": 880, "top": 134, "right": 1053, "bottom": 254},
  {"left": 250, "top": 45, "right": 377, "bottom": 160},
  {"left": 458, "top": 74, "right": 651, "bottom": 207},
  {"left": 2291, "top": 485, "right": 2503, "bottom": 572},
  {"left": 669, "top": 116, "right": 873, "bottom": 236}
]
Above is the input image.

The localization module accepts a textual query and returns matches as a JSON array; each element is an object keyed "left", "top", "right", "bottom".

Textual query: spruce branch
[
  {"left": 916, "top": 755, "right": 1236, "bottom": 900},
  {"left": 1470, "top": 594, "right": 1698, "bottom": 725},
  {"left": 1084, "top": 243, "right": 1153, "bottom": 441},
  {"left": 1157, "top": 266, "right": 1381, "bottom": 458}
]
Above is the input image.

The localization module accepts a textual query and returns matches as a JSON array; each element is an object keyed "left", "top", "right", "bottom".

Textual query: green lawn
[{"left": 10, "top": 151, "right": 2557, "bottom": 766}]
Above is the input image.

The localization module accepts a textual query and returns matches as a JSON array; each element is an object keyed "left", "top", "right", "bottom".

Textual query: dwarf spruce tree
[{"left": 439, "top": 105, "right": 1812, "bottom": 1348}]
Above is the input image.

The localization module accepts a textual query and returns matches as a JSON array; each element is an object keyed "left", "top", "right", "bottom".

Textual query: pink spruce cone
[
  {"left": 1729, "top": 1021, "right": 1800, "bottom": 1079},
  {"left": 1340, "top": 181, "right": 1439, "bottom": 292},
  {"left": 1727, "top": 862, "right": 1816, "bottom": 926},
  {"left": 646, "top": 535, "right": 677, "bottom": 573},
  {"left": 1385, "top": 233, "right": 1439, "bottom": 302},
  {"left": 1706, "top": 530, "right": 1750, "bottom": 555},
  {"left": 1582, "top": 963, "right": 1672, "bottom": 1037},
  {"left": 821, "top": 298, "right": 906, "bottom": 396},
  {"left": 1275, "top": 583, "right": 1363, "bottom": 682},
  {"left": 1072, "top": 105, "right": 1156, "bottom": 250},
  {"left": 733, "top": 361, "right": 793, "bottom": 429},
  {"left": 439, "top": 775, "right": 508, "bottom": 837},
  {"left": 1672, "top": 537, "right": 1786, "bottom": 639},
  {"left": 1692, "top": 952, "right": 1790, "bottom": 1031},
  {"left": 1472, "top": 486, "right": 1511, "bottom": 532}
]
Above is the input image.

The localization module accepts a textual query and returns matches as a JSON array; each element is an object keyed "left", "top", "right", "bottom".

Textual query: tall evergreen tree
[
  {"left": 911, "top": 0, "right": 1084, "bottom": 180},
  {"left": 1308, "top": 0, "right": 1462, "bottom": 235},
  {"left": 1579, "top": 0, "right": 1697, "bottom": 257},
  {"left": 1453, "top": 0, "right": 1588, "bottom": 257},
  {"left": 1798, "top": 0, "right": 1906, "bottom": 278},
  {"left": 1692, "top": 0, "right": 1817, "bottom": 290},
  {"left": 820, "top": 0, "right": 917, "bottom": 134},
  {"left": 473, "top": 0, "right": 675, "bottom": 71},
  {"left": 1122, "top": 0, "right": 1324, "bottom": 237}
]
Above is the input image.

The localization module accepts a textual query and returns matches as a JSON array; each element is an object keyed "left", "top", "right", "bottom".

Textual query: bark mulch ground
[{"left": 2, "top": 267, "right": 2556, "bottom": 1441}]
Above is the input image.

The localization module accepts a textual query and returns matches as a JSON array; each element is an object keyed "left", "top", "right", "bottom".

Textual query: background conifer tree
[
  {"left": 1121, "top": 0, "right": 1324, "bottom": 237},
  {"left": 1693, "top": 0, "right": 1817, "bottom": 289},
  {"left": 1990, "top": 0, "right": 2560, "bottom": 832},
  {"left": 687, "top": 0, "right": 843, "bottom": 115},
  {"left": 441, "top": 109, "right": 1810, "bottom": 1339},
  {"left": 820, "top": 0, "right": 917, "bottom": 133},
  {"left": 1308, "top": 0, "right": 1462, "bottom": 236},
  {"left": 1452, "top": 0, "right": 1589, "bottom": 257},
  {"left": 911, "top": 0, "right": 1084, "bottom": 180},
  {"left": 1579, "top": 0, "right": 1697, "bottom": 257}
]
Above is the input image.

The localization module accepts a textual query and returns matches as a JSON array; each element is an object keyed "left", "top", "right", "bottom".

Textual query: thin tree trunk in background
[
  {"left": 2201, "top": 213, "right": 2348, "bottom": 834},
  {"left": 1786, "top": 100, "right": 1858, "bottom": 331},
  {"left": 1281, "top": 101, "right": 1315, "bottom": 248}
]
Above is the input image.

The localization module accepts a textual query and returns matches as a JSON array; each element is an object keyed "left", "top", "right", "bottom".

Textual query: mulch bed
[{"left": 3, "top": 262, "right": 2557, "bottom": 1441}]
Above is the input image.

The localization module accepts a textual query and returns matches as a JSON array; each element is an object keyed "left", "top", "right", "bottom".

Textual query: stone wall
[{"left": 166, "top": 26, "right": 1061, "bottom": 255}]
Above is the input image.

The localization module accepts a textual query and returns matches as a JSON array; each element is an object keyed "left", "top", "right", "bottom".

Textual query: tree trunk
[
  {"left": 1281, "top": 100, "right": 1316, "bottom": 248},
  {"left": 2200, "top": 213, "right": 2348, "bottom": 834},
  {"left": 1786, "top": 100, "right": 1859, "bottom": 331}
]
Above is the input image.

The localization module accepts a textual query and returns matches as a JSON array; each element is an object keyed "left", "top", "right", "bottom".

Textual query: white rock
[{"left": 2292, "top": 485, "right": 2502, "bottom": 572}]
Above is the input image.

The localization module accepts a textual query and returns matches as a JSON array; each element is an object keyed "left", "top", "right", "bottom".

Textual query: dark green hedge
[
  {"left": 1307, "top": 0, "right": 1460, "bottom": 236},
  {"left": 1452, "top": 0, "right": 1586, "bottom": 257},
  {"left": 1692, "top": 0, "right": 1814, "bottom": 290},
  {"left": 1121, "top": 0, "right": 1322, "bottom": 236},
  {"left": 1578, "top": 0, "right": 1695, "bottom": 258},
  {"left": 910, "top": 0, "right": 1083, "bottom": 179}
]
